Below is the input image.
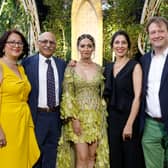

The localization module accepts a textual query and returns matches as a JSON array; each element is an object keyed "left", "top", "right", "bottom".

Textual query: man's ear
[{"left": 35, "top": 41, "right": 39, "bottom": 52}]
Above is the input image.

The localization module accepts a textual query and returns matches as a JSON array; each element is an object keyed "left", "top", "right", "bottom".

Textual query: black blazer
[{"left": 140, "top": 51, "right": 168, "bottom": 133}]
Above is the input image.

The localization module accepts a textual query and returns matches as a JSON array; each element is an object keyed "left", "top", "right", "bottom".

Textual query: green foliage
[
  {"left": 159, "top": 0, "right": 168, "bottom": 19},
  {"left": 139, "top": 0, "right": 168, "bottom": 53},
  {"left": 42, "top": 0, "right": 72, "bottom": 60},
  {"left": 41, "top": 0, "right": 144, "bottom": 62},
  {"left": 40, "top": 0, "right": 167, "bottom": 62},
  {"left": 1, "top": 0, "right": 167, "bottom": 62},
  {"left": 0, "top": 0, "right": 30, "bottom": 37},
  {"left": 103, "top": 0, "right": 143, "bottom": 62}
]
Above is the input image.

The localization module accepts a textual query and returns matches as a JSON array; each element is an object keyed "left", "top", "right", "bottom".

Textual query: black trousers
[{"left": 107, "top": 108, "right": 145, "bottom": 168}]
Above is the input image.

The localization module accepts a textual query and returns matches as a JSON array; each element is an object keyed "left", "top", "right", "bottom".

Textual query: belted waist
[
  {"left": 146, "top": 113, "right": 163, "bottom": 123},
  {"left": 37, "top": 106, "right": 60, "bottom": 112}
]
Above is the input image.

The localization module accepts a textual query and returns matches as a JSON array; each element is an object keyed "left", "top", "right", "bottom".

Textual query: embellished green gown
[{"left": 57, "top": 65, "right": 109, "bottom": 168}]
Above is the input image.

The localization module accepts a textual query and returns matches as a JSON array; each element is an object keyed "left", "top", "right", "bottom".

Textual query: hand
[
  {"left": 122, "top": 123, "right": 132, "bottom": 141},
  {"left": 0, "top": 126, "right": 7, "bottom": 148},
  {"left": 71, "top": 119, "right": 82, "bottom": 136},
  {"left": 68, "top": 60, "right": 77, "bottom": 67}
]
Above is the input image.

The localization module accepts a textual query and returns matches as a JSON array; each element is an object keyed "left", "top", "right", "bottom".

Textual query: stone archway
[{"left": 71, "top": 0, "right": 103, "bottom": 65}]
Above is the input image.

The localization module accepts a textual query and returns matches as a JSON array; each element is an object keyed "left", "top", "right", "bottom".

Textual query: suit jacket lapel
[
  {"left": 34, "top": 55, "right": 39, "bottom": 97},
  {"left": 143, "top": 53, "right": 151, "bottom": 90},
  {"left": 53, "top": 57, "right": 62, "bottom": 100},
  {"left": 160, "top": 54, "right": 168, "bottom": 89}
]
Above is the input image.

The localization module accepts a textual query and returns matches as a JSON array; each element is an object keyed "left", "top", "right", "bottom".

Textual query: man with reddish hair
[{"left": 140, "top": 16, "right": 168, "bottom": 168}]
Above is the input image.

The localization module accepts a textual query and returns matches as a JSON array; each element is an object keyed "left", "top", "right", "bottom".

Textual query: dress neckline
[
  {"left": 73, "top": 64, "right": 99, "bottom": 83},
  {"left": 113, "top": 59, "right": 131, "bottom": 78},
  {"left": 0, "top": 60, "right": 23, "bottom": 80}
]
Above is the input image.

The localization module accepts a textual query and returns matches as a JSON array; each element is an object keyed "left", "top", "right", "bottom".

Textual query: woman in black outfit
[{"left": 104, "top": 30, "right": 143, "bottom": 168}]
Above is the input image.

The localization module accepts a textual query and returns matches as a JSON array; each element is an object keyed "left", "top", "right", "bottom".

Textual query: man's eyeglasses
[
  {"left": 6, "top": 41, "right": 24, "bottom": 47},
  {"left": 38, "top": 40, "right": 56, "bottom": 46}
]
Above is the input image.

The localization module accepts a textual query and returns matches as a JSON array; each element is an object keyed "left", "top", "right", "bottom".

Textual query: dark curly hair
[{"left": 0, "top": 29, "right": 29, "bottom": 60}]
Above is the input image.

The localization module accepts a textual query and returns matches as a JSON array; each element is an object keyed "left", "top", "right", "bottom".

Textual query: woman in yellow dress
[
  {"left": 57, "top": 34, "right": 109, "bottom": 168},
  {"left": 0, "top": 30, "right": 40, "bottom": 168}
]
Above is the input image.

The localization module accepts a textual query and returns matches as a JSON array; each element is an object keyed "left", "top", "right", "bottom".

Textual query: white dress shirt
[
  {"left": 38, "top": 54, "right": 59, "bottom": 108},
  {"left": 146, "top": 48, "right": 168, "bottom": 117}
]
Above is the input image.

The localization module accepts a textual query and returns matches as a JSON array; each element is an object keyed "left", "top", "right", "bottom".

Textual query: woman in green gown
[{"left": 57, "top": 34, "right": 109, "bottom": 168}]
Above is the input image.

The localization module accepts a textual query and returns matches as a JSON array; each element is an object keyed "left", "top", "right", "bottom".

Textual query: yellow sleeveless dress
[{"left": 0, "top": 61, "right": 40, "bottom": 168}]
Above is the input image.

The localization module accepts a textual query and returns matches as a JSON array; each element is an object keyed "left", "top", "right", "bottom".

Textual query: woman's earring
[
  {"left": 91, "top": 51, "right": 95, "bottom": 60},
  {"left": 127, "top": 50, "right": 130, "bottom": 58},
  {"left": 111, "top": 50, "right": 115, "bottom": 61},
  {"left": 77, "top": 51, "right": 80, "bottom": 60}
]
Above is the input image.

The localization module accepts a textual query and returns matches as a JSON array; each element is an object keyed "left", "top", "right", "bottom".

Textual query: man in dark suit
[
  {"left": 22, "top": 32, "right": 66, "bottom": 168},
  {"left": 140, "top": 16, "right": 168, "bottom": 168}
]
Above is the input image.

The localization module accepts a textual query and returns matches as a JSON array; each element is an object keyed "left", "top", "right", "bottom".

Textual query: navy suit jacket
[
  {"left": 140, "top": 51, "right": 168, "bottom": 133},
  {"left": 22, "top": 54, "right": 66, "bottom": 124}
]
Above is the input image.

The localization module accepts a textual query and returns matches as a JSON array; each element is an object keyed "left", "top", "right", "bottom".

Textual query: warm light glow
[{"left": 71, "top": 0, "right": 103, "bottom": 65}]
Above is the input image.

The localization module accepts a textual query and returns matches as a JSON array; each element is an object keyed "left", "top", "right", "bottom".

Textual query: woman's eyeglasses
[{"left": 6, "top": 41, "right": 24, "bottom": 47}]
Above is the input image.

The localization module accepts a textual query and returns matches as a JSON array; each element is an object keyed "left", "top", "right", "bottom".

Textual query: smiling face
[
  {"left": 78, "top": 38, "right": 95, "bottom": 60},
  {"left": 112, "top": 35, "right": 129, "bottom": 58},
  {"left": 148, "top": 22, "right": 168, "bottom": 51},
  {"left": 4, "top": 33, "right": 23, "bottom": 60},
  {"left": 38, "top": 32, "right": 56, "bottom": 58}
]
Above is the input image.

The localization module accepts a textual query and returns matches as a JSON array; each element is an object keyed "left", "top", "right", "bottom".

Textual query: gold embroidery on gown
[{"left": 57, "top": 65, "right": 109, "bottom": 168}]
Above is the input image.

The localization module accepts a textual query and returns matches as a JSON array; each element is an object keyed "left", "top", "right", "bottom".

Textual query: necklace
[
  {"left": 79, "top": 60, "right": 93, "bottom": 66},
  {"left": 115, "top": 58, "right": 129, "bottom": 68},
  {"left": 113, "top": 58, "right": 130, "bottom": 77}
]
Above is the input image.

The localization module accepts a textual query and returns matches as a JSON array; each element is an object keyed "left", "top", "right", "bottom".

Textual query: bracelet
[
  {"left": 71, "top": 117, "right": 76, "bottom": 121},
  {"left": 68, "top": 117, "right": 76, "bottom": 121}
]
